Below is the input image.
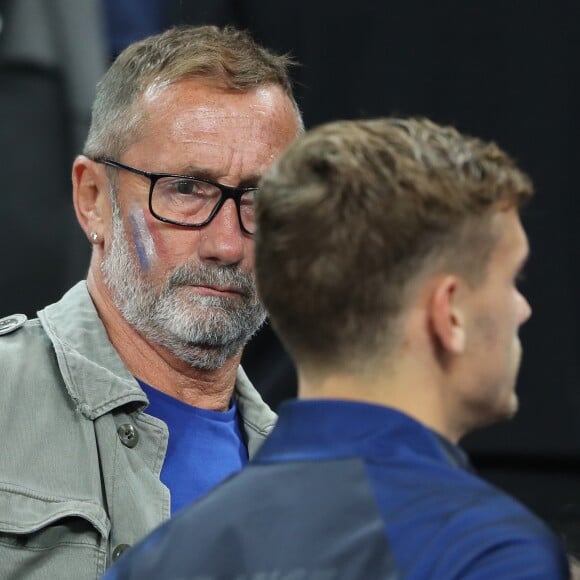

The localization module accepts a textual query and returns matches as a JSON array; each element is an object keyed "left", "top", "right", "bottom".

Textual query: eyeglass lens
[{"left": 151, "top": 176, "right": 256, "bottom": 233}]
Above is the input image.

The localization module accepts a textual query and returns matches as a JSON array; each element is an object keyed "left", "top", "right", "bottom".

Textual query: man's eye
[
  {"left": 241, "top": 189, "right": 256, "bottom": 204},
  {"left": 173, "top": 180, "right": 199, "bottom": 195}
]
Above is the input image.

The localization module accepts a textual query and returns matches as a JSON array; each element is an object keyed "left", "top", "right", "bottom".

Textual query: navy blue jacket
[{"left": 105, "top": 400, "right": 569, "bottom": 579}]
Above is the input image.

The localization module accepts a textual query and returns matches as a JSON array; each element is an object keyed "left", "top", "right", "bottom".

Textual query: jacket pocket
[{"left": 0, "top": 483, "right": 110, "bottom": 580}]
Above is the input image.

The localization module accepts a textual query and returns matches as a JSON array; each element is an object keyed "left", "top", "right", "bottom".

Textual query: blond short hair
[{"left": 256, "top": 118, "right": 532, "bottom": 370}]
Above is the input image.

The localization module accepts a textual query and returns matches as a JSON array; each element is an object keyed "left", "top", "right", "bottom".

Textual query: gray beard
[{"left": 101, "top": 202, "right": 267, "bottom": 370}]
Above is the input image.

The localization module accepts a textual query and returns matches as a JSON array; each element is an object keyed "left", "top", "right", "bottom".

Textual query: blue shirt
[
  {"left": 106, "top": 399, "right": 569, "bottom": 579},
  {"left": 139, "top": 381, "right": 248, "bottom": 514}
]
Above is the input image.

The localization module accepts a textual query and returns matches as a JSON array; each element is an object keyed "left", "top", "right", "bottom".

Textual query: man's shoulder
[
  {"left": 366, "top": 456, "right": 569, "bottom": 578},
  {"left": 0, "top": 282, "right": 91, "bottom": 357},
  {"left": 0, "top": 310, "right": 76, "bottom": 418},
  {"left": 0, "top": 296, "right": 86, "bottom": 410},
  {"left": 367, "top": 451, "right": 552, "bottom": 534},
  {"left": 0, "top": 313, "right": 52, "bottom": 366},
  {"left": 433, "top": 490, "right": 569, "bottom": 579}
]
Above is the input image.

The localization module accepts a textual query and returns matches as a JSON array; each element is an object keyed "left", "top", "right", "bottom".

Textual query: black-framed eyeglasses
[{"left": 93, "top": 158, "right": 258, "bottom": 235}]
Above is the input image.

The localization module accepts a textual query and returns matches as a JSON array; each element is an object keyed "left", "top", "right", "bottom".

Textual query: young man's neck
[{"left": 298, "top": 360, "right": 464, "bottom": 444}]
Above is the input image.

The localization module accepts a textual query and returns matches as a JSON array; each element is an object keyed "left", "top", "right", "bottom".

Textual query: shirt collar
[{"left": 255, "top": 398, "right": 473, "bottom": 472}]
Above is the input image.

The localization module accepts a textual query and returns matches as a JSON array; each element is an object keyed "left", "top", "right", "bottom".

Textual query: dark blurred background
[{"left": 1, "top": 0, "right": 579, "bottom": 556}]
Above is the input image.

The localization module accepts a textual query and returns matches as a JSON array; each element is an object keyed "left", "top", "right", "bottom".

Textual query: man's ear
[
  {"left": 429, "top": 275, "right": 466, "bottom": 355},
  {"left": 72, "top": 155, "right": 110, "bottom": 241}
]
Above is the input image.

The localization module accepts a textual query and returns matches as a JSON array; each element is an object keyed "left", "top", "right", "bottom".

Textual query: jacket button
[
  {"left": 117, "top": 424, "right": 139, "bottom": 448},
  {"left": 0, "top": 313, "right": 27, "bottom": 335},
  {"left": 112, "top": 543, "right": 131, "bottom": 561}
]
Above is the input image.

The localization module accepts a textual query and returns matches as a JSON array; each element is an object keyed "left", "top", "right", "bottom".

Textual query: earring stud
[{"left": 90, "top": 232, "right": 98, "bottom": 242}]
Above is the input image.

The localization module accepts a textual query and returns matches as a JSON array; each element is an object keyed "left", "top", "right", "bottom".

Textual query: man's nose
[{"left": 197, "top": 199, "right": 246, "bottom": 265}]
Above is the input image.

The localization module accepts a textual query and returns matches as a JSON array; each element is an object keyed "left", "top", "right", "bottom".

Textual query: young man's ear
[
  {"left": 429, "top": 275, "right": 466, "bottom": 355},
  {"left": 72, "top": 155, "right": 110, "bottom": 242}
]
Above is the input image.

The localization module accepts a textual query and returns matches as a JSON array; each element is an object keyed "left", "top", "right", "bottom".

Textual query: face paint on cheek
[{"left": 127, "top": 208, "right": 157, "bottom": 272}]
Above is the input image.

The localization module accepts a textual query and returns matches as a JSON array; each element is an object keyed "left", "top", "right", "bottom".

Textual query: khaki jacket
[{"left": 0, "top": 282, "right": 277, "bottom": 579}]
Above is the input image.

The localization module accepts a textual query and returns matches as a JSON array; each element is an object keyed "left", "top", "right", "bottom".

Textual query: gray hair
[{"left": 83, "top": 25, "right": 302, "bottom": 160}]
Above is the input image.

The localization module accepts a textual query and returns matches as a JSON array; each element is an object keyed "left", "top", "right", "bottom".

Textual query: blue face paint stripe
[{"left": 128, "top": 212, "right": 151, "bottom": 272}]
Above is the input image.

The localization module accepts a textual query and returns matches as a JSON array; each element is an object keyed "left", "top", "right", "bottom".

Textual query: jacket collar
[{"left": 38, "top": 282, "right": 147, "bottom": 419}]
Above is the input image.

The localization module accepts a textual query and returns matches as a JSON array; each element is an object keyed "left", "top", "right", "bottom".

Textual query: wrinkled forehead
[
  {"left": 151, "top": 140, "right": 284, "bottom": 182},
  {"left": 127, "top": 80, "right": 299, "bottom": 179},
  {"left": 143, "top": 79, "right": 297, "bottom": 137}
]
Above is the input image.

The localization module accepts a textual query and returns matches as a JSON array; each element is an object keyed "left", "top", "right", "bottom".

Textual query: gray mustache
[{"left": 167, "top": 264, "right": 255, "bottom": 296}]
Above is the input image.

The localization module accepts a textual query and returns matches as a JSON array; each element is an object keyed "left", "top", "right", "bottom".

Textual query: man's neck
[
  {"left": 298, "top": 359, "right": 464, "bottom": 444},
  {"left": 87, "top": 273, "right": 240, "bottom": 411}
]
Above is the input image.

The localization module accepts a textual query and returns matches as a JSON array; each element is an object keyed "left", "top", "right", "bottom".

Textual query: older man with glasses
[{"left": 0, "top": 25, "right": 301, "bottom": 579}]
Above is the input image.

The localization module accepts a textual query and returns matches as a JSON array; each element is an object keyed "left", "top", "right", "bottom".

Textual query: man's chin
[
  {"left": 506, "top": 391, "right": 519, "bottom": 418},
  {"left": 468, "top": 390, "right": 519, "bottom": 435},
  {"left": 493, "top": 390, "right": 519, "bottom": 423}
]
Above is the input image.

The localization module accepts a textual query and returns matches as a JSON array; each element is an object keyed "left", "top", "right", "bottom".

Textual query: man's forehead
[
  {"left": 143, "top": 78, "right": 291, "bottom": 116},
  {"left": 170, "top": 108, "right": 275, "bottom": 137},
  {"left": 156, "top": 141, "right": 270, "bottom": 178},
  {"left": 124, "top": 79, "right": 298, "bottom": 184},
  {"left": 141, "top": 83, "right": 295, "bottom": 142}
]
